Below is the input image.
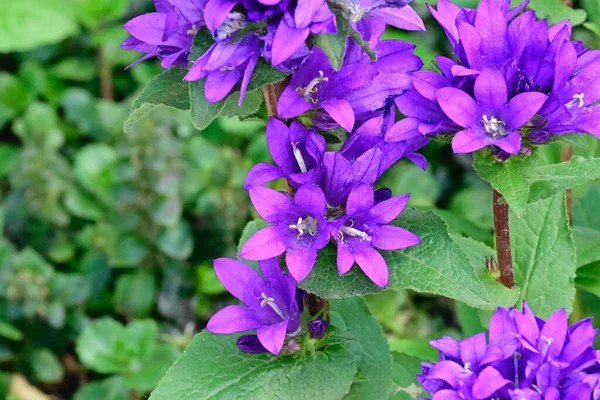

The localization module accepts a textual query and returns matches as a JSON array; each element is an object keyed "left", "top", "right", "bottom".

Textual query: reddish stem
[{"left": 493, "top": 190, "right": 515, "bottom": 288}]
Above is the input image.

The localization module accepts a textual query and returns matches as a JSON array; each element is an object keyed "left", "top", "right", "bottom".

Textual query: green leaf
[
  {"left": 299, "top": 209, "right": 490, "bottom": 309},
  {"left": 511, "top": 193, "right": 577, "bottom": 318},
  {"left": 74, "top": 144, "right": 118, "bottom": 195},
  {"left": 197, "top": 262, "right": 226, "bottom": 295},
  {"left": 149, "top": 332, "right": 357, "bottom": 400},
  {"left": 51, "top": 273, "right": 92, "bottom": 306},
  {"left": 51, "top": 58, "right": 97, "bottom": 82},
  {"left": 64, "top": 187, "right": 104, "bottom": 220},
  {"left": 388, "top": 338, "right": 438, "bottom": 362},
  {"left": 237, "top": 219, "right": 269, "bottom": 270},
  {"left": 114, "top": 271, "right": 156, "bottom": 318},
  {"left": 473, "top": 152, "right": 538, "bottom": 218},
  {"left": 574, "top": 226, "right": 600, "bottom": 267},
  {"left": 125, "top": 68, "right": 190, "bottom": 132},
  {"left": 0, "top": 0, "right": 79, "bottom": 52},
  {"left": 151, "top": 196, "right": 183, "bottom": 228},
  {"left": 341, "top": 19, "right": 377, "bottom": 61},
  {"left": 0, "top": 320, "right": 23, "bottom": 341},
  {"left": 77, "top": 0, "right": 129, "bottom": 28},
  {"left": 527, "top": 0, "right": 587, "bottom": 26},
  {"left": 157, "top": 221, "right": 194, "bottom": 260},
  {"left": 388, "top": 352, "right": 428, "bottom": 400},
  {"left": 528, "top": 156, "right": 600, "bottom": 202},
  {"left": 314, "top": 16, "right": 347, "bottom": 71},
  {"left": 27, "top": 348, "right": 64, "bottom": 383},
  {"left": 124, "top": 343, "right": 181, "bottom": 393},
  {"left": 451, "top": 235, "right": 520, "bottom": 309},
  {"left": 379, "top": 162, "right": 440, "bottom": 209},
  {"left": 106, "top": 233, "right": 149, "bottom": 268},
  {"left": 76, "top": 319, "right": 158, "bottom": 375},
  {"left": 74, "top": 377, "right": 130, "bottom": 400},
  {"left": 576, "top": 262, "right": 600, "bottom": 297},
  {"left": 330, "top": 297, "right": 391, "bottom": 400}
]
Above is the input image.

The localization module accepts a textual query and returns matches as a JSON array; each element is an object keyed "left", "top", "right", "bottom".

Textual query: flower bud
[
  {"left": 308, "top": 317, "right": 328, "bottom": 339},
  {"left": 236, "top": 335, "right": 268, "bottom": 354}
]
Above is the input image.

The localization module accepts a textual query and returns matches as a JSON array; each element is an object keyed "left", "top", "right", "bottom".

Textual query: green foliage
[
  {"left": 314, "top": 16, "right": 347, "bottom": 71},
  {"left": 527, "top": 0, "right": 587, "bottom": 26},
  {"left": 389, "top": 352, "right": 429, "bottom": 400}
]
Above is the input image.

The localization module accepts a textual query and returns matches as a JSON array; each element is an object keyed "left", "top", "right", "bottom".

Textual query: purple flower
[
  {"left": 244, "top": 118, "right": 326, "bottom": 190},
  {"left": 122, "top": 0, "right": 205, "bottom": 69},
  {"left": 329, "top": 184, "right": 420, "bottom": 287},
  {"left": 184, "top": 33, "right": 260, "bottom": 105},
  {"left": 331, "top": 0, "right": 425, "bottom": 31},
  {"left": 278, "top": 39, "right": 422, "bottom": 132},
  {"left": 436, "top": 68, "right": 547, "bottom": 155},
  {"left": 240, "top": 185, "right": 329, "bottom": 282},
  {"left": 236, "top": 334, "right": 269, "bottom": 354},
  {"left": 206, "top": 258, "right": 301, "bottom": 355},
  {"left": 419, "top": 302, "right": 600, "bottom": 399},
  {"left": 308, "top": 317, "right": 328, "bottom": 339}
]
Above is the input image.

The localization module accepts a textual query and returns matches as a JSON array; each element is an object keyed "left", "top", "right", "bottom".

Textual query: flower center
[
  {"left": 338, "top": 220, "right": 371, "bottom": 243},
  {"left": 291, "top": 142, "right": 308, "bottom": 173},
  {"left": 567, "top": 93, "right": 585, "bottom": 108},
  {"left": 260, "top": 292, "right": 285, "bottom": 319},
  {"left": 461, "top": 362, "right": 472, "bottom": 374},
  {"left": 187, "top": 24, "right": 199, "bottom": 36},
  {"left": 289, "top": 217, "right": 318, "bottom": 238},
  {"left": 482, "top": 115, "right": 508, "bottom": 137},
  {"left": 214, "top": 12, "right": 248, "bottom": 40},
  {"left": 296, "top": 71, "right": 328, "bottom": 104},
  {"left": 540, "top": 336, "right": 554, "bottom": 359}
]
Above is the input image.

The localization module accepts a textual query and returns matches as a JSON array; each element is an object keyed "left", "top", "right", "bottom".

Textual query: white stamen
[
  {"left": 291, "top": 142, "right": 308, "bottom": 173},
  {"left": 462, "top": 362, "right": 472, "bottom": 374},
  {"left": 340, "top": 224, "right": 371, "bottom": 241},
  {"left": 540, "top": 336, "right": 554, "bottom": 358},
  {"left": 296, "top": 71, "right": 328, "bottom": 103},
  {"left": 482, "top": 115, "right": 508, "bottom": 137},
  {"left": 574, "top": 93, "right": 585, "bottom": 108},
  {"left": 289, "top": 217, "right": 318, "bottom": 238},
  {"left": 260, "top": 292, "right": 285, "bottom": 320},
  {"left": 187, "top": 24, "right": 198, "bottom": 35}
]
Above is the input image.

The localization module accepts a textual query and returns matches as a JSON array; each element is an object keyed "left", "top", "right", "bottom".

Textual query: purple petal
[
  {"left": 474, "top": 69, "right": 508, "bottom": 111},
  {"left": 272, "top": 21, "right": 310, "bottom": 66},
  {"left": 206, "top": 305, "right": 262, "bottom": 334},
  {"left": 321, "top": 100, "right": 355, "bottom": 132},
  {"left": 456, "top": 21, "right": 483, "bottom": 70},
  {"left": 363, "top": 194, "right": 410, "bottom": 225},
  {"left": 437, "top": 88, "right": 478, "bottom": 128},
  {"left": 560, "top": 319, "right": 596, "bottom": 363},
  {"left": 425, "top": 360, "right": 464, "bottom": 388},
  {"left": 213, "top": 258, "right": 268, "bottom": 307},
  {"left": 204, "top": 0, "right": 238, "bottom": 31},
  {"left": 472, "top": 366, "right": 511, "bottom": 398},
  {"left": 371, "top": 226, "right": 420, "bottom": 251},
  {"left": 451, "top": 65, "right": 480, "bottom": 77},
  {"left": 370, "top": 6, "right": 425, "bottom": 31},
  {"left": 385, "top": 118, "right": 422, "bottom": 142},
  {"left": 495, "top": 131, "right": 522, "bottom": 155},
  {"left": 430, "top": 390, "right": 462, "bottom": 400},
  {"left": 474, "top": 0, "right": 508, "bottom": 65},
  {"left": 336, "top": 243, "right": 355, "bottom": 275},
  {"left": 294, "top": 184, "right": 327, "bottom": 217},
  {"left": 536, "top": 361, "right": 561, "bottom": 394},
  {"left": 411, "top": 71, "right": 449, "bottom": 102},
  {"left": 460, "top": 333, "right": 487, "bottom": 367},
  {"left": 286, "top": 248, "right": 317, "bottom": 282},
  {"left": 248, "top": 186, "right": 295, "bottom": 223},
  {"left": 265, "top": 118, "right": 295, "bottom": 173},
  {"left": 257, "top": 320, "right": 288, "bottom": 355},
  {"left": 204, "top": 69, "right": 242, "bottom": 103},
  {"left": 505, "top": 92, "right": 548, "bottom": 130},
  {"left": 554, "top": 41, "right": 578, "bottom": 92},
  {"left": 451, "top": 130, "right": 488, "bottom": 154},
  {"left": 514, "top": 310, "right": 540, "bottom": 348},
  {"left": 563, "top": 383, "right": 592, "bottom": 400},
  {"left": 295, "top": 0, "right": 324, "bottom": 28},
  {"left": 239, "top": 54, "right": 259, "bottom": 106},
  {"left": 244, "top": 163, "right": 285, "bottom": 189},
  {"left": 538, "top": 308, "right": 568, "bottom": 359},
  {"left": 354, "top": 246, "right": 389, "bottom": 287},
  {"left": 124, "top": 13, "right": 168, "bottom": 45},
  {"left": 488, "top": 307, "right": 518, "bottom": 343},
  {"left": 427, "top": 0, "right": 461, "bottom": 46},
  {"left": 184, "top": 46, "right": 213, "bottom": 81},
  {"left": 240, "top": 226, "right": 288, "bottom": 261},
  {"left": 347, "top": 184, "right": 375, "bottom": 216}
]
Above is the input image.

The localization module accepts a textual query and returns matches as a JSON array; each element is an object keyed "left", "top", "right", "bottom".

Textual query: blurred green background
[{"left": 0, "top": 0, "right": 599, "bottom": 398}]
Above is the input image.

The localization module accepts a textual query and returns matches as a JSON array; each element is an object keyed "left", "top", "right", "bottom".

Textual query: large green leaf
[
  {"left": 330, "top": 297, "right": 391, "bottom": 400},
  {"left": 388, "top": 352, "right": 428, "bottom": 400},
  {"left": 149, "top": 332, "right": 357, "bottom": 400},
  {"left": 576, "top": 262, "right": 600, "bottom": 297},
  {"left": 473, "top": 152, "right": 538, "bottom": 218},
  {"left": 0, "top": 0, "right": 79, "bottom": 52},
  {"left": 573, "top": 182, "right": 600, "bottom": 267},
  {"left": 511, "top": 193, "right": 577, "bottom": 318},
  {"left": 125, "top": 68, "right": 190, "bottom": 132},
  {"left": 314, "top": 16, "right": 347, "bottom": 71},
  {"left": 299, "top": 209, "right": 490, "bottom": 309},
  {"left": 527, "top": 0, "right": 587, "bottom": 26},
  {"left": 528, "top": 156, "right": 600, "bottom": 202},
  {"left": 114, "top": 271, "right": 156, "bottom": 318}
]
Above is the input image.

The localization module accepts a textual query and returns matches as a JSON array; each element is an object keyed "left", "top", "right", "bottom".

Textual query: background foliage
[{"left": 0, "top": 0, "right": 599, "bottom": 398}]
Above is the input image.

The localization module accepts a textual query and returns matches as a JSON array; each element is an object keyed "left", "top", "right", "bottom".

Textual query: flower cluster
[
  {"left": 206, "top": 257, "right": 327, "bottom": 355},
  {"left": 387, "top": 0, "right": 600, "bottom": 158},
  {"left": 122, "top": 0, "right": 425, "bottom": 105},
  {"left": 419, "top": 303, "right": 600, "bottom": 399}
]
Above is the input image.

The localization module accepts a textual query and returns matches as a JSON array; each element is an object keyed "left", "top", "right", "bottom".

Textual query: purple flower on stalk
[
  {"left": 184, "top": 33, "right": 260, "bottom": 105},
  {"left": 329, "top": 184, "right": 420, "bottom": 287},
  {"left": 122, "top": 0, "right": 205, "bottom": 69},
  {"left": 418, "top": 302, "right": 600, "bottom": 399},
  {"left": 436, "top": 69, "right": 547, "bottom": 154},
  {"left": 244, "top": 118, "right": 326, "bottom": 190},
  {"left": 240, "top": 185, "right": 329, "bottom": 282},
  {"left": 206, "top": 258, "right": 301, "bottom": 355}
]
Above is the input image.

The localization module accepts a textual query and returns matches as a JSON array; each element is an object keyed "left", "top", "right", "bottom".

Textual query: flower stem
[
  {"left": 493, "top": 190, "right": 515, "bottom": 288},
  {"left": 562, "top": 145, "right": 574, "bottom": 225},
  {"left": 261, "top": 81, "right": 330, "bottom": 320},
  {"left": 98, "top": 46, "right": 114, "bottom": 100}
]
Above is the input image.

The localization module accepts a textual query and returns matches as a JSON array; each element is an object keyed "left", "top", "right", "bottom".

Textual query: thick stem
[
  {"left": 493, "top": 190, "right": 515, "bottom": 288},
  {"left": 98, "top": 46, "right": 114, "bottom": 100},
  {"left": 562, "top": 146, "right": 574, "bottom": 225},
  {"left": 262, "top": 82, "right": 330, "bottom": 320}
]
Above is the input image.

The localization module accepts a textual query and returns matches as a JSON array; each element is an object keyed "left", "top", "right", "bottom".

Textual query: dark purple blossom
[
  {"left": 419, "top": 302, "right": 600, "bottom": 399},
  {"left": 236, "top": 334, "right": 269, "bottom": 354},
  {"left": 122, "top": 0, "right": 206, "bottom": 69},
  {"left": 308, "top": 317, "right": 328, "bottom": 339},
  {"left": 206, "top": 258, "right": 301, "bottom": 355},
  {"left": 240, "top": 185, "right": 329, "bottom": 282},
  {"left": 244, "top": 118, "right": 326, "bottom": 190},
  {"left": 329, "top": 184, "right": 420, "bottom": 287}
]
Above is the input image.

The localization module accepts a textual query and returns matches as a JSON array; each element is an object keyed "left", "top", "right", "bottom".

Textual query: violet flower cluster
[
  {"left": 206, "top": 257, "right": 327, "bottom": 355},
  {"left": 419, "top": 303, "right": 600, "bottom": 399},
  {"left": 387, "top": 0, "right": 600, "bottom": 159},
  {"left": 122, "top": 0, "right": 425, "bottom": 105}
]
